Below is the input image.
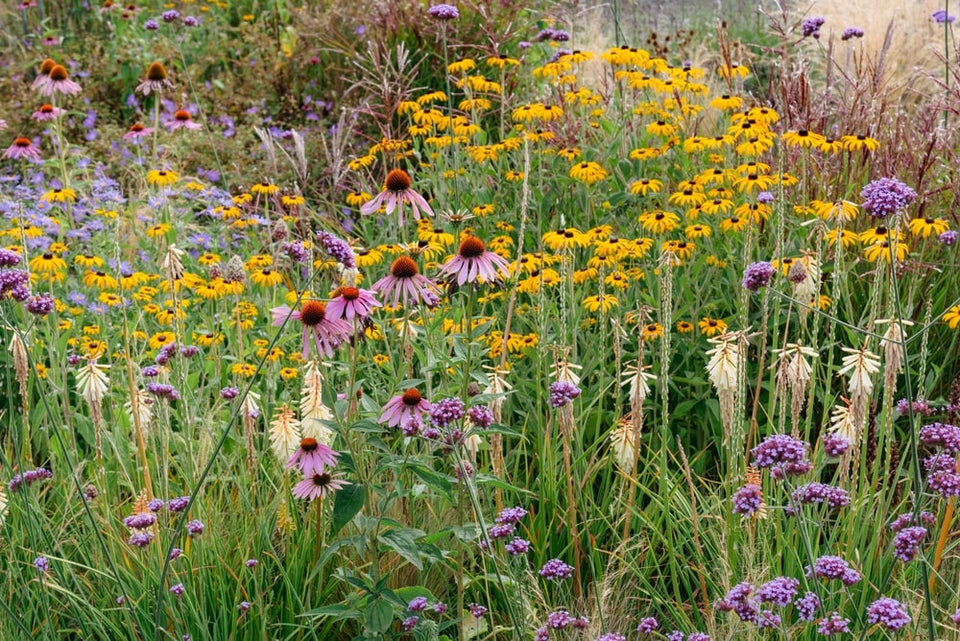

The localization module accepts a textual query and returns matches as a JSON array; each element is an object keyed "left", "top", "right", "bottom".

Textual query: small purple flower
[
  {"left": 547, "top": 610, "right": 574, "bottom": 629},
  {"left": 123, "top": 512, "right": 157, "bottom": 530},
  {"left": 489, "top": 523, "right": 514, "bottom": 539},
  {"left": 636, "top": 617, "right": 659, "bottom": 634},
  {"left": 596, "top": 634, "right": 625, "bottom": 641},
  {"left": 941, "top": 230, "right": 958, "bottom": 246},
  {"left": 246, "top": 559, "right": 259, "bottom": 568},
  {"left": 169, "top": 548, "right": 183, "bottom": 560},
  {"left": 801, "top": 16, "right": 825, "bottom": 38},
  {"left": 952, "top": 608, "right": 960, "bottom": 624},
  {"left": 220, "top": 386, "right": 239, "bottom": 399},
  {"left": 756, "top": 191, "right": 775, "bottom": 204},
  {"left": 167, "top": 496, "right": 190, "bottom": 512},
  {"left": 147, "top": 498, "right": 165, "bottom": 512},
  {"left": 496, "top": 506, "right": 528, "bottom": 524},
  {"left": 25, "top": 293, "right": 55, "bottom": 316},
  {"left": 817, "top": 611, "right": 849, "bottom": 635},
  {"left": 183, "top": 15, "right": 199, "bottom": 26},
  {"left": 433, "top": 602, "right": 447, "bottom": 614},
  {"left": 539, "top": 558, "right": 575, "bottom": 581},
  {"left": 822, "top": 433, "right": 850, "bottom": 457},
  {"left": 402, "top": 616, "right": 419, "bottom": 631},
  {"left": 756, "top": 576, "right": 799, "bottom": 607},
  {"left": 933, "top": 9, "right": 956, "bottom": 24},
  {"left": 162, "top": 9, "right": 180, "bottom": 22},
  {"left": 427, "top": 3, "right": 459, "bottom": 19},
  {"left": 667, "top": 632, "right": 684, "bottom": 641},
  {"left": 34, "top": 556, "right": 49, "bottom": 573},
  {"left": 170, "top": 583, "right": 185, "bottom": 597},
  {"left": 468, "top": 603, "right": 487, "bottom": 618},
  {"left": 505, "top": 537, "right": 531, "bottom": 555},
  {"left": 0, "top": 248, "right": 22, "bottom": 267},
  {"left": 866, "top": 597, "right": 911, "bottom": 631},
  {"left": 238, "top": 601, "right": 250, "bottom": 613},
  {"left": 841, "top": 27, "right": 864, "bottom": 40},
  {"left": 892, "top": 526, "right": 927, "bottom": 562},
  {"left": 929, "top": 470, "right": 960, "bottom": 497},
  {"left": 128, "top": 531, "right": 154, "bottom": 547},
  {"left": 687, "top": 634, "right": 710, "bottom": 641},
  {"left": 186, "top": 519, "right": 204, "bottom": 536},
  {"left": 429, "top": 397, "right": 466, "bottom": 427},
  {"left": 316, "top": 231, "right": 356, "bottom": 269},
  {"left": 144, "top": 19, "right": 160, "bottom": 30},
  {"left": 467, "top": 405, "right": 494, "bottom": 428},
  {"left": 920, "top": 422, "right": 960, "bottom": 455},
  {"left": 742, "top": 261, "right": 774, "bottom": 291},
  {"left": 732, "top": 484, "right": 763, "bottom": 516},
  {"left": 889, "top": 511, "right": 935, "bottom": 532},
  {"left": 790, "top": 482, "right": 850, "bottom": 509},
  {"left": 860, "top": 177, "right": 917, "bottom": 218},
  {"left": 807, "top": 556, "right": 861, "bottom": 585},
  {"left": 142, "top": 365, "right": 161, "bottom": 378},
  {"left": 408, "top": 596, "right": 428, "bottom": 612},
  {"left": 751, "top": 434, "right": 809, "bottom": 469},
  {"left": 795, "top": 591, "right": 820, "bottom": 622},
  {"left": 549, "top": 381, "right": 581, "bottom": 408},
  {"left": 7, "top": 468, "right": 52, "bottom": 493}
]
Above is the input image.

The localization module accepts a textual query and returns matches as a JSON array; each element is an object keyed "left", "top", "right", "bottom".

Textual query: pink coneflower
[
  {"left": 372, "top": 256, "right": 441, "bottom": 309},
  {"left": 360, "top": 168, "right": 434, "bottom": 224},
  {"left": 136, "top": 61, "right": 174, "bottom": 96},
  {"left": 292, "top": 471, "right": 349, "bottom": 500},
  {"left": 325, "top": 286, "right": 381, "bottom": 322},
  {"left": 31, "top": 58, "right": 57, "bottom": 93},
  {"left": 166, "top": 108, "right": 202, "bottom": 131},
  {"left": 286, "top": 437, "right": 339, "bottom": 476},
  {"left": 32, "top": 103, "right": 65, "bottom": 122},
  {"left": 122, "top": 122, "right": 154, "bottom": 142},
  {"left": 379, "top": 388, "right": 432, "bottom": 428},
  {"left": 436, "top": 235, "right": 511, "bottom": 286},
  {"left": 271, "top": 300, "right": 352, "bottom": 359},
  {"left": 3, "top": 137, "right": 42, "bottom": 161},
  {"left": 39, "top": 64, "right": 82, "bottom": 97}
]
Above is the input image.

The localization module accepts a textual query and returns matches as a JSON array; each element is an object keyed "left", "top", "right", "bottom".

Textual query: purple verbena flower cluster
[
  {"left": 428, "top": 397, "right": 465, "bottom": 427},
  {"left": 536, "top": 28, "right": 570, "bottom": 42},
  {"left": 807, "top": 555, "right": 861, "bottom": 585},
  {"left": 860, "top": 177, "right": 917, "bottom": 218},
  {"left": 731, "top": 484, "right": 763, "bottom": 516},
  {"left": 789, "top": 482, "right": 850, "bottom": 510},
  {"left": 822, "top": 432, "right": 850, "bottom": 457},
  {"left": 741, "top": 261, "right": 774, "bottom": 291},
  {"left": 539, "top": 558, "right": 574, "bottom": 581},
  {"left": 841, "top": 27, "right": 864, "bottom": 40},
  {"left": 817, "top": 611, "right": 850, "bottom": 635},
  {"left": 549, "top": 381, "right": 581, "bottom": 408},
  {"left": 636, "top": 617, "right": 659, "bottom": 634},
  {"left": 316, "top": 230, "right": 356, "bottom": 269},
  {"left": 865, "top": 597, "right": 911, "bottom": 631},
  {"left": 750, "top": 434, "right": 810, "bottom": 477},
  {"left": 892, "top": 526, "right": 927, "bottom": 562},
  {"left": 8, "top": 467, "right": 52, "bottom": 492},
  {"left": 427, "top": 3, "right": 459, "bottom": 20},
  {"left": 801, "top": 16, "right": 825, "bottom": 38},
  {"left": 933, "top": 9, "right": 956, "bottom": 24}
]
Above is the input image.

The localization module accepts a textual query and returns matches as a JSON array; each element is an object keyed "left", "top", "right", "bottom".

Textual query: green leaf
[
  {"left": 301, "top": 603, "right": 357, "bottom": 620},
  {"left": 330, "top": 483, "right": 365, "bottom": 537},
  {"left": 363, "top": 597, "right": 394, "bottom": 634},
  {"left": 378, "top": 528, "right": 425, "bottom": 570},
  {"left": 409, "top": 463, "right": 452, "bottom": 496}
]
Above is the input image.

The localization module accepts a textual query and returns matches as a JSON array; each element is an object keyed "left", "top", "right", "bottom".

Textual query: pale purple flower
[
  {"left": 292, "top": 472, "right": 349, "bottom": 500},
  {"left": 316, "top": 231, "right": 356, "bottom": 269},
  {"left": 941, "top": 230, "right": 958, "bottom": 245},
  {"left": 892, "top": 526, "right": 927, "bottom": 562},
  {"left": 795, "top": 592, "right": 820, "bottom": 621},
  {"left": 822, "top": 433, "right": 850, "bottom": 457},
  {"left": 732, "top": 484, "right": 763, "bottom": 515},
  {"left": 751, "top": 434, "right": 809, "bottom": 469},
  {"left": 380, "top": 389, "right": 432, "bottom": 428},
  {"left": 38, "top": 65, "right": 82, "bottom": 97},
  {"left": 324, "top": 286, "right": 381, "bottom": 322},
  {"left": 539, "top": 558, "right": 574, "bottom": 581},
  {"left": 427, "top": 3, "right": 459, "bottom": 19},
  {"left": 933, "top": 9, "right": 956, "bottom": 24},
  {"left": 790, "top": 482, "right": 850, "bottom": 509},
  {"left": 186, "top": 519, "right": 204, "bottom": 536},
  {"left": 468, "top": 603, "right": 487, "bottom": 617},
  {"left": 372, "top": 255, "right": 441, "bottom": 309},
  {"left": 429, "top": 397, "right": 465, "bottom": 427},
  {"left": 889, "top": 511, "right": 935, "bottom": 533},
  {"left": 637, "top": 617, "right": 659, "bottom": 634},
  {"left": 549, "top": 381, "right": 581, "bottom": 408},
  {"left": 4, "top": 137, "right": 42, "bottom": 161},
  {"left": 34, "top": 556, "right": 49, "bottom": 573},
  {"left": 467, "top": 405, "right": 494, "bottom": 428},
  {"left": 408, "top": 597, "right": 428, "bottom": 612},
  {"left": 270, "top": 301, "right": 352, "bottom": 359},
  {"left": 170, "top": 583, "right": 185, "bottom": 597},
  {"left": 165, "top": 108, "right": 202, "bottom": 131},
  {"left": 437, "top": 235, "right": 511, "bottom": 286},
  {"left": 742, "top": 261, "right": 774, "bottom": 291},
  {"left": 505, "top": 537, "right": 530, "bottom": 555},
  {"left": 756, "top": 577, "right": 799, "bottom": 607},
  {"left": 841, "top": 27, "right": 864, "bottom": 40},
  {"left": 817, "top": 612, "right": 849, "bottom": 635},
  {"left": 238, "top": 601, "right": 250, "bottom": 613},
  {"left": 287, "top": 438, "right": 339, "bottom": 476},
  {"left": 360, "top": 169, "right": 433, "bottom": 224},
  {"left": 402, "top": 616, "right": 419, "bottom": 631},
  {"left": 801, "top": 16, "right": 825, "bottom": 38},
  {"left": 807, "top": 556, "right": 861, "bottom": 585}
]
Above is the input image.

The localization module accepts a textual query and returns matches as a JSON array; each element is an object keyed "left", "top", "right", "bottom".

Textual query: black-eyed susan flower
[
  {"left": 710, "top": 94, "right": 744, "bottom": 110},
  {"left": 719, "top": 216, "right": 750, "bottom": 233},
  {"left": 145, "top": 223, "right": 171, "bottom": 238},
  {"left": 733, "top": 173, "right": 775, "bottom": 194},
  {"left": 630, "top": 178, "right": 663, "bottom": 195},
  {"left": 557, "top": 147, "right": 581, "bottom": 161},
  {"left": 604, "top": 271, "right": 630, "bottom": 290},
  {"left": 811, "top": 199, "right": 859, "bottom": 222},
  {"left": 629, "top": 147, "right": 661, "bottom": 161},
  {"left": 646, "top": 119, "right": 677, "bottom": 136},
  {"left": 907, "top": 216, "right": 949, "bottom": 239},
  {"left": 839, "top": 134, "right": 879, "bottom": 152},
  {"left": 543, "top": 227, "right": 589, "bottom": 251},
  {"left": 638, "top": 210, "right": 680, "bottom": 234},
  {"left": 943, "top": 305, "right": 960, "bottom": 329},
  {"left": 701, "top": 198, "right": 734, "bottom": 215},
  {"left": 250, "top": 268, "right": 284, "bottom": 287},
  {"left": 676, "top": 320, "right": 694, "bottom": 333},
  {"left": 250, "top": 182, "right": 280, "bottom": 195},
  {"left": 685, "top": 223, "right": 712, "bottom": 239},
  {"left": 30, "top": 252, "right": 67, "bottom": 273},
  {"left": 84, "top": 270, "right": 118, "bottom": 289},
  {"left": 781, "top": 130, "right": 826, "bottom": 148},
  {"left": 825, "top": 229, "right": 860, "bottom": 248},
  {"left": 193, "top": 331, "right": 223, "bottom": 347},
  {"left": 472, "top": 204, "right": 494, "bottom": 217},
  {"left": 699, "top": 317, "right": 728, "bottom": 337},
  {"left": 859, "top": 226, "right": 897, "bottom": 245},
  {"left": 863, "top": 240, "right": 909, "bottom": 263},
  {"left": 583, "top": 293, "right": 618, "bottom": 313},
  {"left": 642, "top": 322, "right": 663, "bottom": 341},
  {"left": 148, "top": 331, "right": 176, "bottom": 350},
  {"left": 146, "top": 169, "right": 178, "bottom": 187},
  {"left": 40, "top": 188, "right": 78, "bottom": 203}
]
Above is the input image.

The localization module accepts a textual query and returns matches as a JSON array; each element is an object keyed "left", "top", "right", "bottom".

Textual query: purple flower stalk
[
  {"left": 801, "top": 16, "right": 825, "bottom": 38},
  {"left": 637, "top": 617, "right": 659, "bottom": 634},
  {"left": 866, "top": 597, "right": 911, "bottom": 631},
  {"left": 732, "top": 484, "right": 763, "bottom": 516},
  {"left": 316, "top": 231, "right": 356, "bottom": 269},
  {"left": 892, "top": 526, "right": 927, "bottom": 562},
  {"left": 429, "top": 397, "right": 466, "bottom": 427},
  {"left": 427, "top": 3, "right": 459, "bottom": 19},
  {"left": 742, "top": 261, "right": 774, "bottom": 291},
  {"left": 549, "top": 381, "right": 581, "bottom": 408},
  {"left": 756, "top": 577, "right": 799, "bottom": 607},
  {"left": 794, "top": 591, "right": 820, "bottom": 621},
  {"left": 841, "top": 27, "right": 864, "bottom": 40},
  {"left": 539, "top": 558, "right": 574, "bottom": 581},
  {"left": 750, "top": 434, "right": 809, "bottom": 469},
  {"left": 505, "top": 537, "right": 530, "bottom": 555},
  {"left": 822, "top": 433, "right": 850, "bottom": 457},
  {"left": 790, "top": 482, "right": 850, "bottom": 509},
  {"left": 817, "top": 612, "right": 849, "bottom": 635}
]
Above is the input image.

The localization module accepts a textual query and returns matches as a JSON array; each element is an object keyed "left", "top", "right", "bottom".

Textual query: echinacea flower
[
  {"left": 292, "top": 471, "right": 349, "bottom": 500},
  {"left": 3, "top": 137, "right": 42, "bottom": 161},
  {"left": 31, "top": 58, "right": 57, "bottom": 93},
  {"left": 436, "top": 235, "right": 511, "bottom": 286},
  {"left": 271, "top": 300, "right": 352, "bottom": 359},
  {"left": 31, "top": 103, "right": 65, "bottom": 121},
  {"left": 286, "top": 437, "right": 339, "bottom": 476},
  {"left": 380, "top": 388, "right": 432, "bottom": 428},
  {"left": 136, "top": 61, "right": 174, "bottom": 95},
  {"left": 166, "top": 108, "right": 202, "bottom": 131},
  {"left": 39, "top": 64, "right": 82, "bottom": 97},
  {"left": 360, "top": 169, "right": 434, "bottom": 224},
  {"left": 123, "top": 123, "right": 154, "bottom": 141},
  {"left": 373, "top": 255, "right": 441, "bottom": 308},
  {"left": 325, "top": 286, "right": 381, "bottom": 322}
]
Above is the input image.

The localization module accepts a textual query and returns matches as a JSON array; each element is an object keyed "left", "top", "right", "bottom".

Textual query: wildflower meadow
[{"left": 3, "top": 0, "right": 960, "bottom": 639}]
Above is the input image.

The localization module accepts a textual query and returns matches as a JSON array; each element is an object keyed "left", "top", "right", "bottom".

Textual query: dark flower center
[
  {"left": 14, "top": 138, "right": 31, "bottom": 148},
  {"left": 401, "top": 388, "right": 423, "bottom": 405},
  {"left": 49, "top": 65, "right": 69, "bottom": 81},
  {"left": 798, "top": 130, "right": 809, "bottom": 136},
  {"left": 391, "top": 256, "right": 419, "bottom": 278},
  {"left": 174, "top": 109, "right": 191, "bottom": 121},
  {"left": 39, "top": 58, "right": 56, "bottom": 75},
  {"left": 458, "top": 236, "right": 486, "bottom": 258},
  {"left": 385, "top": 168, "right": 412, "bottom": 192},
  {"left": 40, "top": 104, "right": 54, "bottom": 113},
  {"left": 299, "top": 300, "right": 326, "bottom": 326},
  {"left": 341, "top": 287, "right": 360, "bottom": 300},
  {"left": 146, "top": 61, "right": 167, "bottom": 81},
  {"left": 300, "top": 437, "right": 318, "bottom": 452},
  {"left": 130, "top": 123, "right": 145, "bottom": 132},
  {"left": 311, "top": 472, "right": 332, "bottom": 486}
]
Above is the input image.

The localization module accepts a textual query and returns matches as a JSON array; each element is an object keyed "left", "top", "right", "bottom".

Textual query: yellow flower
[
  {"left": 505, "top": 171, "right": 524, "bottom": 182},
  {"left": 40, "top": 188, "right": 78, "bottom": 203},
  {"left": 30, "top": 252, "right": 67, "bottom": 273},
  {"left": 35, "top": 363, "right": 48, "bottom": 379},
  {"left": 543, "top": 228, "right": 589, "bottom": 251},
  {"left": 193, "top": 331, "right": 224, "bottom": 347},
  {"left": 604, "top": 271, "right": 630, "bottom": 290},
  {"left": 583, "top": 293, "right": 618, "bottom": 313},
  {"left": 733, "top": 173, "right": 775, "bottom": 194},
  {"left": 642, "top": 322, "right": 663, "bottom": 341},
  {"left": 709, "top": 94, "right": 743, "bottom": 110},
  {"left": 198, "top": 252, "right": 221, "bottom": 266},
  {"left": 98, "top": 292, "right": 123, "bottom": 307},
  {"left": 629, "top": 147, "right": 661, "bottom": 161},
  {"left": 148, "top": 331, "right": 176, "bottom": 350},
  {"left": 685, "top": 224, "right": 712, "bottom": 239},
  {"left": 811, "top": 200, "right": 859, "bottom": 222},
  {"left": 282, "top": 194, "right": 305, "bottom": 207},
  {"left": 638, "top": 210, "right": 680, "bottom": 234},
  {"left": 676, "top": 320, "right": 694, "bottom": 333},
  {"left": 557, "top": 147, "right": 581, "bottom": 161},
  {"left": 486, "top": 54, "right": 520, "bottom": 69},
  {"left": 860, "top": 226, "right": 898, "bottom": 245},
  {"left": 718, "top": 63, "right": 750, "bottom": 79},
  {"left": 699, "top": 317, "right": 727, "bottom": 337},
  {"left": 630, "top": 178, "right": 663, "bottom": 195},
  {"left": 447, "top": 58, "right": 476, "bottom": 74},
  {"left": 943, "top": 305, "right": 960, "bottom": 329},
  {"left": 569, "top": 161, "right": 608, "bottom": 185},
  {"left": 146, "top": 169, "right": 178, "bottom": 187},
  {"left": 719, "top": 216, "right": 750, "bottom": 233},
  {"left": 863, "top": 240, "right": 909, "bottom": 263},
  {"left": 250, "top": 268, "right": 284, "bottom": 287},
  {"left": 146, "top": 223, "right": 171, "bottom": 238},
  {"left": 83, "top": 270, "right": 118, "bottom": 289},
  {"left": 700, "top": 198, "right": 733, "bottom": 215},
  {"left": 74, "top": 253, "right": 104, "bottom": 268},
  {"left": 825, "top": 229, "right": 860, "bottom": 248},
  {"left": 839, "top": 134, "right": 879, "bottom": 152},
  {"left": 907, "top": 217, "right": 949, "bottom": 239},
  {"left": 781, "top": 130, "right": 826, "bottom": 148},
  {"left": 646, "top": 119, "right": 677, "bottom": 136},
  {"left": 232, "top": 363, "right": 257, "bottom": 378}
]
